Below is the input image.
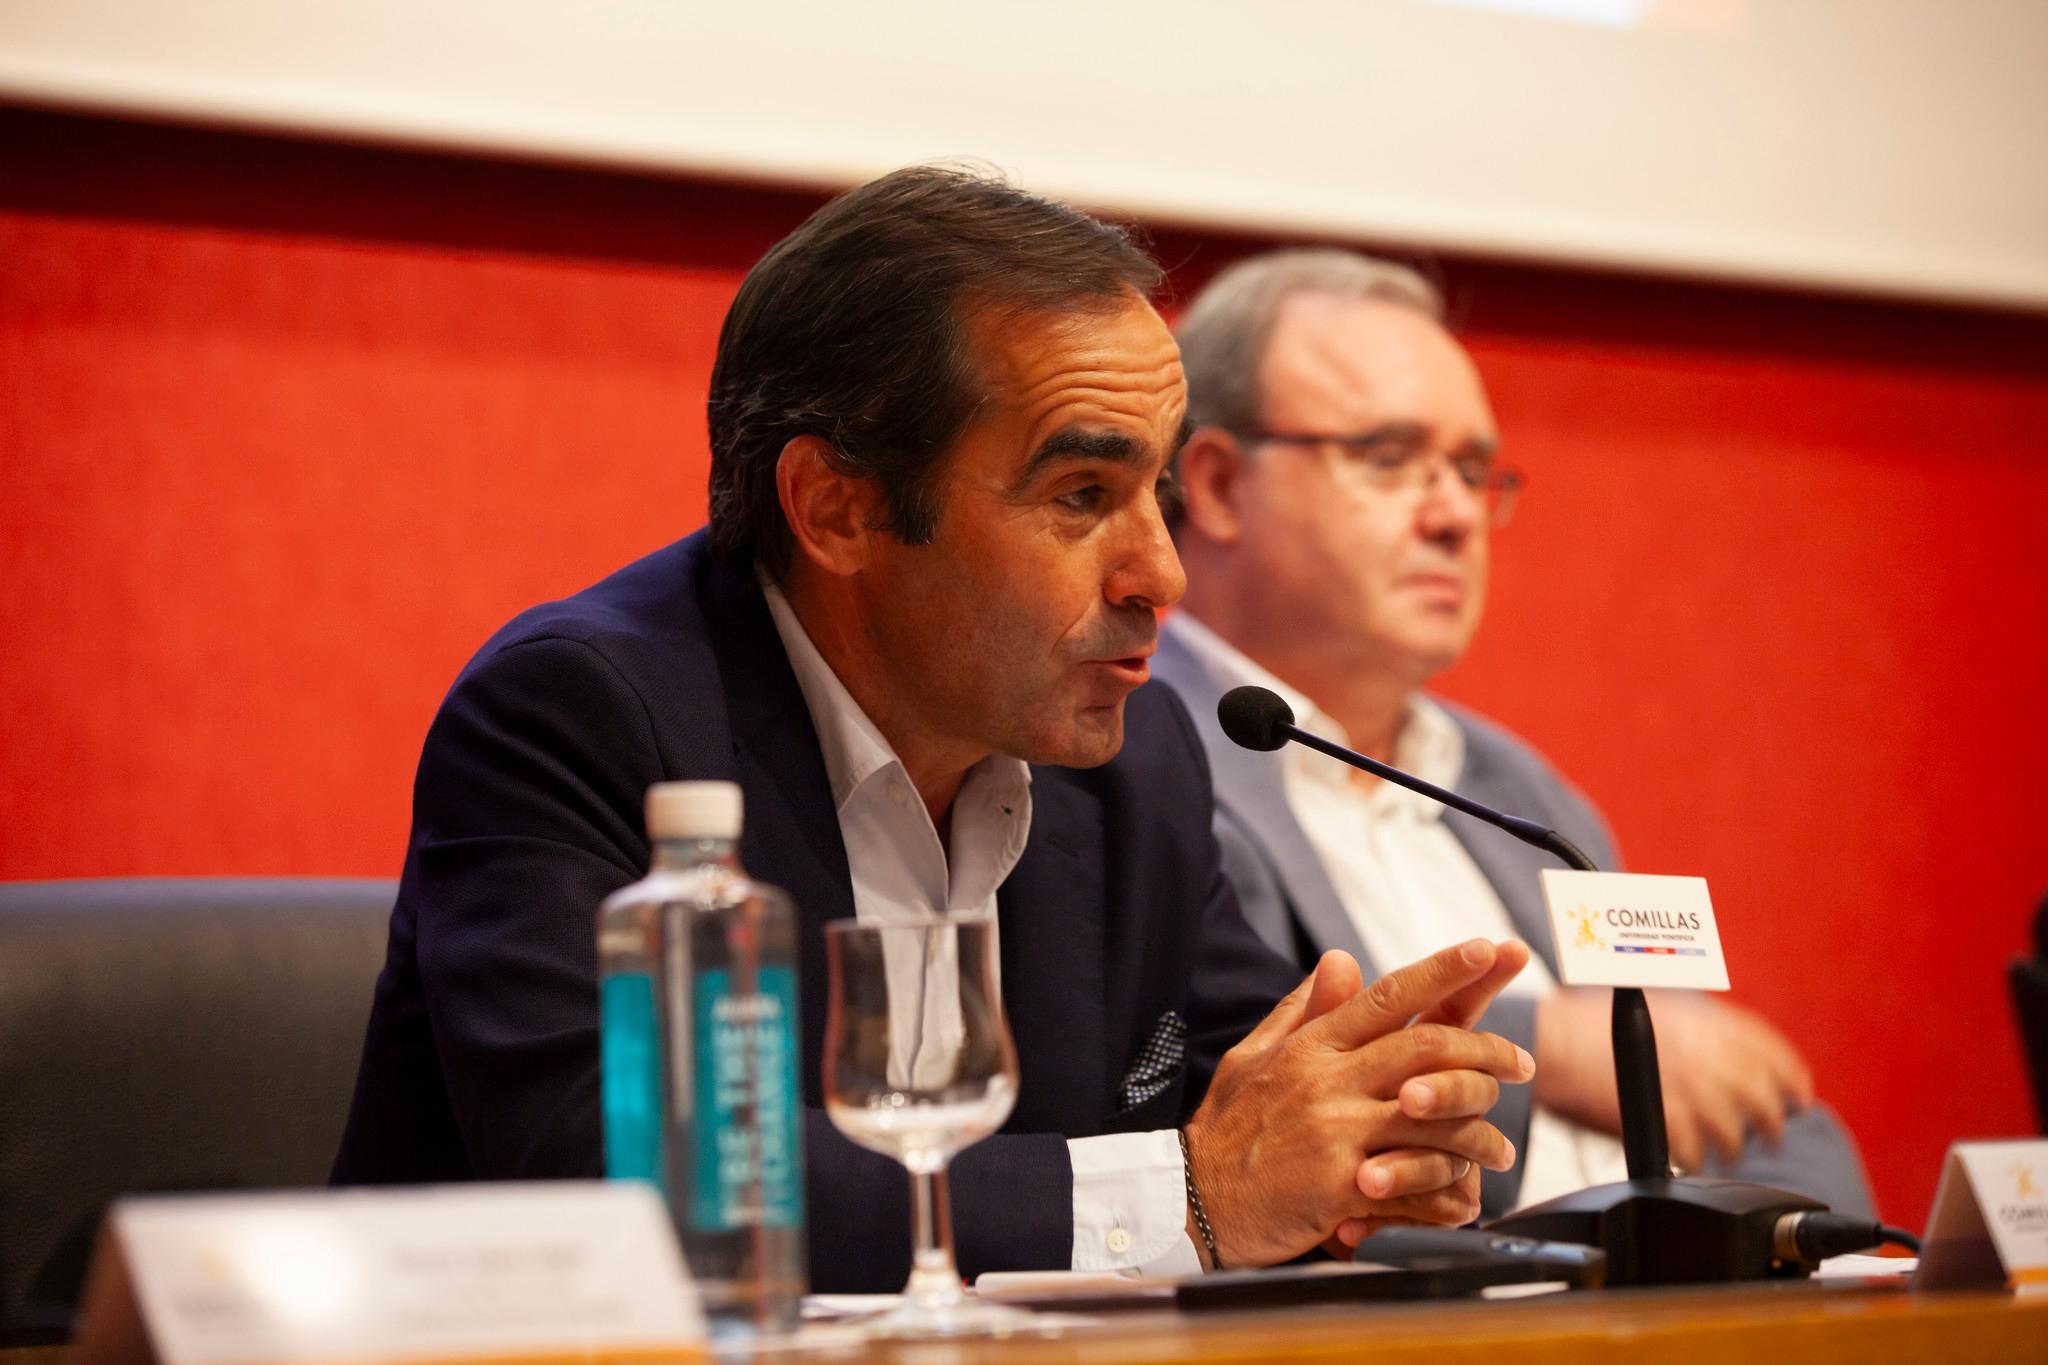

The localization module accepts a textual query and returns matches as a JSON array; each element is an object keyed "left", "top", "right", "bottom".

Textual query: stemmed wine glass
[{"left": 822, "top": 914, "right": 1035, "bottom": 1336}]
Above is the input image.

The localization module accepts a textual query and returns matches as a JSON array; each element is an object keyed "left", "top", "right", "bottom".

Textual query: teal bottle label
[
  {"left": 600, "top": 971, "right": 664, "bottom": 1189},
  {"left": 690, "top": 964, "right": 804, "bottom": 1231}
]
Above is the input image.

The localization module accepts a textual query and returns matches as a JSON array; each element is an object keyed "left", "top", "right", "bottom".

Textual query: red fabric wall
[{"left": 4, "top": 108, "right": 2045, "bottom": 1226}]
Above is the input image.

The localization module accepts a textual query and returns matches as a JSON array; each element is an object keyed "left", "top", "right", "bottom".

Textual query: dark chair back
[{"left": 0, "top": 878, "right": 394, "bottom": 1345}]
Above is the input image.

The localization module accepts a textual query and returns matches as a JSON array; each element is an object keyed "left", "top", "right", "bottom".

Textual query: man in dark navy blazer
[{"left": 332, "top": 167, "right": 1538, "bottom": 1290}]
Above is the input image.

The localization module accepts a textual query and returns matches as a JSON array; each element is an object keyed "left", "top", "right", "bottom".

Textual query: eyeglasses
[{"left": 1236, "top": 427, "right": 1524, "bottom": 528}]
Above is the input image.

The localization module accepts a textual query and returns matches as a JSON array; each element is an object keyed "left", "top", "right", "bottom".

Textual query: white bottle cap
[{"left": 646, "top": 781, "right": 743, "bottom": 841}]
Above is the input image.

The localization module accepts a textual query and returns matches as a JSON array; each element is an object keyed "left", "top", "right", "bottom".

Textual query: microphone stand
[{"left": 1282, "top": 722, "right": 1826, "bottom": 1285}]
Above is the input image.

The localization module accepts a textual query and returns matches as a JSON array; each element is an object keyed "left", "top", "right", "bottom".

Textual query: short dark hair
[{"left": 706, "top": 165, "right": 1163, "bottom": 574}]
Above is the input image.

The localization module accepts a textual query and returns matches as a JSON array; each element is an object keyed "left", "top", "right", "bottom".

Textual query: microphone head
[{"left": 1218, "top": 686, "right": 1296, "bottom": 752}]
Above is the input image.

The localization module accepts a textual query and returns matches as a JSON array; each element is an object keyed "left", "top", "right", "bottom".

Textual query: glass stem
[{"left": 903, "top": 1160, "right": 963, "bottom": 1310}]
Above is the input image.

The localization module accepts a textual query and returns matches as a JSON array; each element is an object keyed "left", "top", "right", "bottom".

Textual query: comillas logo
[
  {"left": 1569, "top": 905, "right": 1606, "bottom": 950},
  {"left": 1997, "top": 1162, "right": 2048, "bottom": 1232}
]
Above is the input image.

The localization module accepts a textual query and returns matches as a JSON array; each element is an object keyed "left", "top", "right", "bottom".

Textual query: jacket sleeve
[
  {"left": 408, "top": 635, "right": 657, "bottom": 1178},
  {"left": 406, "top": 633, "right": 1079, "bottom": 1289}
]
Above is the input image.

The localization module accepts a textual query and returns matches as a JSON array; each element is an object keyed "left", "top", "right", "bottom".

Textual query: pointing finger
[
  {"left": 1301, "top": 940, "right": 1497, "bottom": 1052},
  {"left": 1415, "top": 940, "right": 1530, "bottom": 1030}
]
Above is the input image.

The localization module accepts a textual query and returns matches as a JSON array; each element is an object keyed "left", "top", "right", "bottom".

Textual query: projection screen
[{"left": 2, "top": 0, "right": 2044, "bottom": 309}]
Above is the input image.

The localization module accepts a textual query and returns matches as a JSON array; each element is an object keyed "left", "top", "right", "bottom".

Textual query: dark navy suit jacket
[{"left": 332, "top": 532, "right": 1298, "bottom": 1290}]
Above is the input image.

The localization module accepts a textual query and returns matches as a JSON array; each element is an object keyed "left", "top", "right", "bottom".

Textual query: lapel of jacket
[
  {"left": 996, "top": 767, "right": 1108, "bottom": 1136},
  {"left": 1154, "top": 621, "right": 1374, "bottom": 973},
  {"left": 1441, "top": 715, "right": 1563, "bottom": 980},
  {"left": 698, "top": 554, "right": 855, "bottom": 1103}
]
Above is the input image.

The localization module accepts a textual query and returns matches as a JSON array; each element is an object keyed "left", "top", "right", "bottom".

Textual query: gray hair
[{"left": 1175, "top": 249, "right": 1443, "bottom": 439}]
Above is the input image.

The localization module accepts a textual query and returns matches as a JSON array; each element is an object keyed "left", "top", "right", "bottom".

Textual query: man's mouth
[
  {"left": 1083, "top": 639, "right": 1155, "bottom": 688},
  {"left": 1399, "top": 572, "right": 1467, "bottom": 605},
  {"left": 1095, "top": 654, "right": 1152, "bottom": 684}
]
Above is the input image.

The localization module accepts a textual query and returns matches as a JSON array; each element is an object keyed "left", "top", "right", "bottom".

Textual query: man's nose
[
  {"left": 1416, "top": 460, "right": 1484, "bottom": 545},
  {"left": 1109, "top": 498, "right": 1188, "bottom": 612}
]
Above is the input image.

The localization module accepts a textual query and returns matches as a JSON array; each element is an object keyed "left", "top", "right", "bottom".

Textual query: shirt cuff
[{"left": 1068, "top": 1129, "right": 1206, "bottom": 1275}]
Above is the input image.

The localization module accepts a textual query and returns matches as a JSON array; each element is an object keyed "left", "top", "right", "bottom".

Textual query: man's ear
[
  {"left": 1176, "top": 426, "right": 1249, "bottom": 545},
  {"left": 777, "top": 435, "right": 881, "bottom": 577}
]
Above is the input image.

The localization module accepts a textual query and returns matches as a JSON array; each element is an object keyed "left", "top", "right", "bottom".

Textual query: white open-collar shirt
[
  {"left": 760, "top": 576, "right": 1202, "bottom": 1274},
  {"left": 1169, "top": 613, "right": 1629, "bottom": 1209}
]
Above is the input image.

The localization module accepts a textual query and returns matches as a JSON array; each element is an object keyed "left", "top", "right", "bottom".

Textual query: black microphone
[
  {"left": 1215, "top": 684, "right": 1867, "bottom": 1285},
  {"left": 1218, "top": 685, "right": 1662, "bottom": 1179},
  {"left": 1218, "top": 687, "right": 1597, "bottom": 879}
]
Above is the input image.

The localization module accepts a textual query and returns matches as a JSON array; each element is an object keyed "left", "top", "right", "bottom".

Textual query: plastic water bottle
[{"left": 603, "top": 780, "right": 806, "bottom": 1335}]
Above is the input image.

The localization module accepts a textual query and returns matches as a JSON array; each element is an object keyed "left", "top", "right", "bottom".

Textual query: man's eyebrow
[
  {"left": 1351, "top": 422, "right": 1499, "bottom": 458},
  {"left": 1354, "top": 421, "right": 1433, "bottom": 446},
  {"left": 1011, "top": 428, "right": 1146, "bottom": 491}
]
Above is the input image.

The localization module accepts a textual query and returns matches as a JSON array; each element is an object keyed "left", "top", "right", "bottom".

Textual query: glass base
[
  {"left": 854, "top": 1294, "right": 1045, "bottom": 1340},
  {"left": 854, "top": 1263, "right": 1047, "bottom": 1340}
]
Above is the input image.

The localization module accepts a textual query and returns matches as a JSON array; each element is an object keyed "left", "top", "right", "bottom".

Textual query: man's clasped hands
[{"left": 1180, "top": 939, "right": 1536, "bottom": 1268}]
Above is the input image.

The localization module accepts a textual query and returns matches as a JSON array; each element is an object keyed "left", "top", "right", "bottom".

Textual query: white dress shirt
[
  {"left": 1169, "top": 614, "right": 1629, "bottom": 1209},
  {"left": 760, "top": 577, "right": 1201, "bottom": 1274}
]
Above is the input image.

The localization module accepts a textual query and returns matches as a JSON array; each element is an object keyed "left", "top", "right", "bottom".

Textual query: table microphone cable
[{"left": 1773, "top": 1210, "right": 1922, "bottom": 1264}]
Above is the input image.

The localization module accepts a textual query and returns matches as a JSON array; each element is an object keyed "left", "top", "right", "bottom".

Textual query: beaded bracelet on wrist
[{"left": 1177, "top": 1127, "right": 1222, "bottom": 1271}]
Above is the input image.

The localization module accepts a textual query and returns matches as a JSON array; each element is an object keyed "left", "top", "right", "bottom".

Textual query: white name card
[
  {"left": 1539, "top": 870, "right": 1730, "bottom": 991},
  {"left": 76, "top": 1182, "right": 706, "bottom": 1365},
  {"left": 1917, "top": 1140, "right": 2048, "bottom": 1294}
]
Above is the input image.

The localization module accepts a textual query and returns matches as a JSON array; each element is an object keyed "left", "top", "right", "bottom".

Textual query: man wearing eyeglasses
[{"left": 1155, "top": 249, "right": 1874, "bottom": 1220}]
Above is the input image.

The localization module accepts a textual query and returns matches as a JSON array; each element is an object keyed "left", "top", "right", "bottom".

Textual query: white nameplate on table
[
  {"left": 1916, "top": 1139, "right": 2048, "bottom": 1294},
  {"left": 76, "top": 1181, "right": 706, "bottom": 1365},
  {"left": 1539, "top": 870, "right": 1730, "bottom": 991}
]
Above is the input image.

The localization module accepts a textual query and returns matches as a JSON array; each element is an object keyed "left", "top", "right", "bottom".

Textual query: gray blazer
[{"left": 1156, "top": 617, "right": 1875, "bottom": 1219}]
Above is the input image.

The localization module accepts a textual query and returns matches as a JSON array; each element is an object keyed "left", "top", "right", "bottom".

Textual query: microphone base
[{"left": 1486, "top": 1176, "right": 1825, "bottom": 1286}]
